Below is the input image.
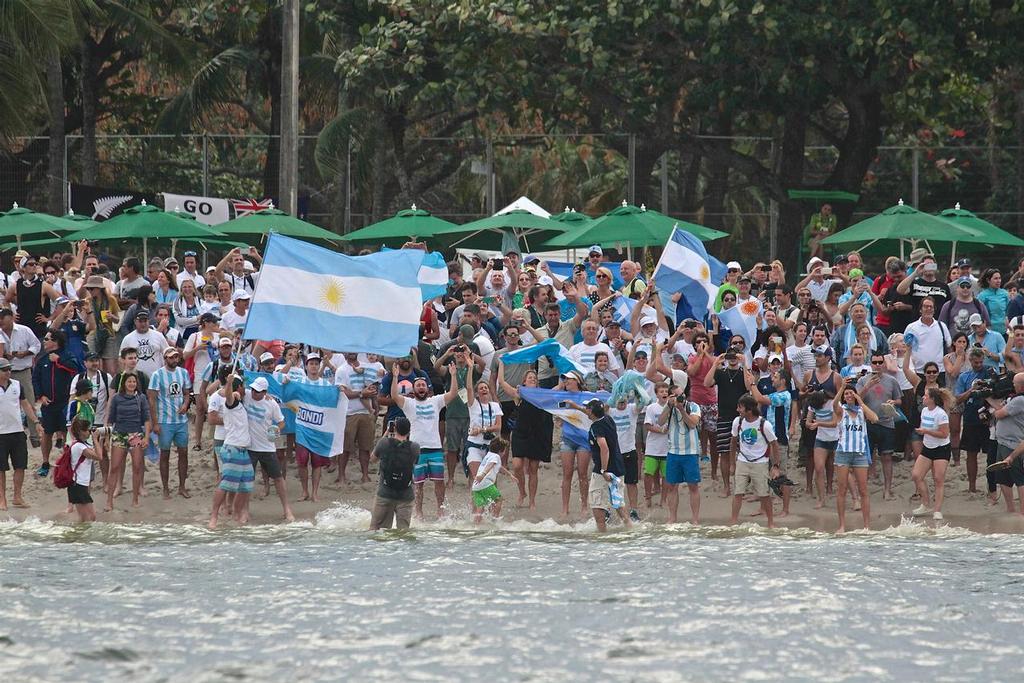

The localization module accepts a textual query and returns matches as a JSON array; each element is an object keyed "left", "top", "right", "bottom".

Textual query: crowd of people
[{"left": 2, "top": 238, "right": 1024, "bottom": 533}]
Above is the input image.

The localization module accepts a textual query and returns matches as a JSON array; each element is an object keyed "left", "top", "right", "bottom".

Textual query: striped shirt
[
  {"left": 149, "top": 366, "right": 192, "bottom": 425},
  {"left": 609, "top": 404, "right": 639, "bottom": 453},
  {"left": 667, "top": 401, "right": 702, "bottom": 455},
  {"left": 838, "top": 406, "right": 868, "bottom": 454}
]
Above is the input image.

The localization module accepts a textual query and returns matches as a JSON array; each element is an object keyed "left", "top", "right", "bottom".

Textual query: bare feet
[
  {"left": 163, "top": 488, "right": 172, "bottom": 500},
  {"left": 179, "top": 488, "right": 191, "bottom": 499},
  {"left": 814, "top": 500, "right": 824, "bottom": 510},
  {"left": 0, "top": 500, "right": 6, "bottom": 511},
  {"left": 131, "top": 497, "right": 140, "bottom": 508},
  {"left": 12, "top": 499, "right": 30, "bottom": 508},
  {"left": 516, "top": 496, "right": 527, "bottom": 508},
  {"left": 283, "top": 508, "right": 295, "bottom": 522},
  {"left": 300, "top": 493, "right": 310, "bottom": 501},
  {"left": 310, "top": 493, "right": 320, "bottom": 503},
  {"left": 836, "top": 526, "right": 846, "bottom": 534},
  {"left": 208, "top": 518, "right": 218, "bottom": 530},
  {"left": 884, "top": 491, "right": 895, "bottom": 501},
  {"left": 360, "top": 476, "right": 371, "bottom": 484},
  {"left": 777, "top": 510, "right": 789, "bottom": 518}
]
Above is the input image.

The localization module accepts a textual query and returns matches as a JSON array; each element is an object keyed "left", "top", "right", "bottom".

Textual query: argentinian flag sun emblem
[{"left": 320, "top": 278, "right": 346, "bottom": 313}]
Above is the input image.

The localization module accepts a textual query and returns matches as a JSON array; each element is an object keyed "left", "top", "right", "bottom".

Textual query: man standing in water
[
  {"left": 584, "top": 399, "right": 633, "bottom": 532},
  {"left": 390, "top": 362, "right": 459, "bottom": 519},
  {"left": 369, "top": 417, "right": 419, "bottom": 530},
  {"left": 729, "top": 395, "right": 781, "bottom": 528}
]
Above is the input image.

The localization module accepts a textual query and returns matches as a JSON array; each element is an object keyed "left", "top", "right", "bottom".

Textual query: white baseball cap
[
  {"left": 726, "top": 261, "right": 742, "bottom": 271},
  {"left": 640, "top": 316, "right": 657, "bottom": 328},
  {"left": 806, "top": 257, "right": 825, "bottom": 272},
  {"left": 249, "top": 377, "right": 269, "bottom": 392},
  {"left": 231, "top": 290, "right": 251, "bottom": 302}
]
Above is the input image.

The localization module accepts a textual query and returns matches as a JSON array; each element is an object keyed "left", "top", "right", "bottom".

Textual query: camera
[
  {"left": 491, "top": 258, "right": 504, "bottom": 270},
  {"left": 860, "top": 369, "right": 869, "bottom": 377},
  {"left": 760, "top": 265, "right": 773, "bottom": 273},
  {"left": 683, "top": 319, "right": 698, "bottom": 329},
  {"left": 675, "top": 395, "right": 688, "bottom": 404},
  {"left": 763, "top": 282, "right": 779, "bottom": 291},
  {"left": 971, "top": 373, "right": 1015, "bottom": 400},
  {"left": 482, "top": 431, "right": 495, "bottom": 441},
  {"left": 453, "top": 345, "right": 466, "bottom": 353}
]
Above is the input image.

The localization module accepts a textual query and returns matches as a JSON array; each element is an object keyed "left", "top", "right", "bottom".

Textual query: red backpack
[{"left": 53, "top": 443, "right": 85, "bottom": 489}]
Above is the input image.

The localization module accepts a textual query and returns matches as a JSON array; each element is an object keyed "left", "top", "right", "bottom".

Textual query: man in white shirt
[
  {"left": 570, "top": 320, "right": 622, "bottom": 375},
  {"left": 215, "top": 248, "right": 261, "bottom": 296},
  {"left": 0, "top": 357, "right": 40, "bottom": 509},
  {"left": 119, "top": 310, "right": 169, "bottom": 376},
  {"left": 335, "top": 353, "right": 380, "bottom": 484},
  {"left": 244, "top": 376, "right": 293, "bottom": 522},
  {"left": 798, "top": 257, "right": 846, "bottom": 303},
  {"left": 0, "top": 308, "right": 41, "bottom": 438},
  {"left": 728, "top": 394, "right": 781, "bottom": 528},
  {"left": 175, "top": 251, "right": 206, "bottom": 290},
  {"left": 904, "top": 296, "right": 951, "bottom": 373},
  {"left": 220, "top": 291, "right": 250, "bottom": 334},
  {"left": 389, "top": 361, "right": 459, "bottom": 518}
]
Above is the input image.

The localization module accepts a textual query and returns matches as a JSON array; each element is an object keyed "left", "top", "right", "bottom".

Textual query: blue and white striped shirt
[
  {"left": 149, "top": 366, "right": 191, "bottom": 425},
  {"left": 838, "top": 406, "right": 868, "bottom": 454},
  {"left": 667, "top": 401, "right": 702, "bottom": 455}
]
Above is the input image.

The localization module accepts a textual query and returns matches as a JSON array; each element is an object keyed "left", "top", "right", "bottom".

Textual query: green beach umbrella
[
  {"left": 0, "top": 236, "right": 72, "bottom": 252},
  {"left": 65, "top": 201, "right": 227, "bottom": 263},
  {"left": 822, "top": 200, "right": 984, "bottom": 246},
  {"left": 0, "top": 203, "right": 84, "bottom": 243},
  {"left": 549, "top": 207, "right": 593, "bottom": 228},
  {"left": 60, "top": 209, "right": 98, "bottom": 228},
  {"left": 937, "top": 202, "right": 1024, "bottom": 262},
  {"left": 543, "top": 201, "right": 727, "bottom": 250},
  {"left": 342, "top": 204, "right": 457, "bottom": 247},
  {"left": 431, "top": 209, "right": 568, "bottom": 252},
  {"left": 217, "top": 207, "right": 339, "bottom": 243}
]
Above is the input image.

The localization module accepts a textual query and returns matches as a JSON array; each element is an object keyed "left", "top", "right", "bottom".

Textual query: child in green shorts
[{"left": 471, "top": 437, "right": 518, "bottom": 523}]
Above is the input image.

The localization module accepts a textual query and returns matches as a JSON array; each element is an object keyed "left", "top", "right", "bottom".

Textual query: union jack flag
[{"left": 231, "top": 197, "right": 274, "bottom": 218}]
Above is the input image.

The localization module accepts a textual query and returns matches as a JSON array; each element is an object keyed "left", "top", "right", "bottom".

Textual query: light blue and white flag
[
  {"left": 246, "top": 371, "right": 347, "bottom": 456},
  {"left": 502, "top": 338, "right": 586, "bottom": 376},
  {"left": 718, "top": 304, "right": 761, "bottom": 349},
  {"left": 418, "top": 250, "right": 448, "bottom": 301},
  {"left": 610, "top": 295, "right": 637, "bottom": 331},
  {"left": 519, "top": 386, "right": 610, "bottom": 448},
  {"left": 243, "top": 233, "right": 423, "bottom": 357},
  {"left": 544, "top": 259, "right": 625, "bottom": 288},
  {"left": 653, "top": 226, "right": 727, "bottom": 319}
]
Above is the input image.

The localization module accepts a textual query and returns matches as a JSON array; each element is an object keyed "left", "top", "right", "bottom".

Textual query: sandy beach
[{"left": 4, "top": 439, "right": 1024, "bottom": 535}]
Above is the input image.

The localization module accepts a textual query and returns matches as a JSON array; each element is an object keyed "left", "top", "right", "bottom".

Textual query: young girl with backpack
[{"left": 62, "top": 418, "right": 101, "bottom": 522}]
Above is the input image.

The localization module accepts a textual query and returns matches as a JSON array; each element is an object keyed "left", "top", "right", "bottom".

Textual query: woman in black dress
[{"left": 497, "top": 361, "right": 552, "bottom": 511}]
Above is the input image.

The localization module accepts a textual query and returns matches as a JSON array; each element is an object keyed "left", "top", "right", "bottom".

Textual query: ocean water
[{"left": 1, "top": 506, "right": 1022, "bottom": 682}]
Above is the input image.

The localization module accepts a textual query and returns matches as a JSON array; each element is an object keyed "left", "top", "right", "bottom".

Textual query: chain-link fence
[{"left": 2, "top": 133, "right": 1022, "bottom": 267}]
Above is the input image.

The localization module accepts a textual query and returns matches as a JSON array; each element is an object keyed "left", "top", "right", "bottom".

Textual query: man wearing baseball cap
[
  {"left": 148, "top": 346, "right": 193, "bottom": 499},
  {"left": 221, "top": 290, "right": 250, "bottom": 335},
  {"left": 583, "top": 398, "right": 631, "bottom": 531},
  {"left": 0, "top": 357, "right": 39, "bottom": 509},
  {"left": 245, "top": 375, "right": 293, "bottom": 522},
  {"left": 968, "top": 313, "right": 1005, "bottom": 372},
  {"left": 119, "top": 309, "right": 169, "bottom": 376}
]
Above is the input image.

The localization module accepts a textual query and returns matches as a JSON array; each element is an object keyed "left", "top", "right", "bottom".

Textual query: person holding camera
[
  {"left": 704, "top": 345, "right": 749, "bottom": 497},
  {"left": 987, "top": 372, "right": 1024, "bottom": 515},
  {"left": 955, "top": 348, "right": 996, "bottom": 494},
  {"left": 369, "top": 417, "right": 419, "bottom": 530},
  {"left": 658, "top": 382, "right": 703, "bottom": 524},
  {"left": 465, "top": 367, "right": 503, "bottom": 478}
]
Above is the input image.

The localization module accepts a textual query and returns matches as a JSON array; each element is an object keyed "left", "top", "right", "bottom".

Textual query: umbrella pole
[
  {"left": 950, "top": 242, "right": 957, "bottom": 269},
  {"left": 144, "top": 238, "right": 148, "bottom": 264},
  {"left": 172, "top": 239, "right": 178, "bottom": 263}
]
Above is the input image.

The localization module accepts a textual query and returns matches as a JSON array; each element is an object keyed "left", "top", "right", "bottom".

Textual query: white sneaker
[
  {"left": 932, "top": 511, "right": 944, "bottom": 521},
  {"left": 911, "top": 504, "right": 930, "bottom": 516}
]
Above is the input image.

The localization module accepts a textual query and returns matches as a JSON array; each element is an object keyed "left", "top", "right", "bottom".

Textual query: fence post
[
  {"left": 62, "top": 135, "right": 69, "bottom": 212},
  {"left": 486, "top": 138, "right": 495, "bottom": 215},
  {"left": 627, "top": 134, "right": 636, "bottom": 204},
  {"left": 912, "top": 148, "right": 920, "bottom": 207},
  {"left": 201, "top": 133, "right": 209, "bottom": 197}
]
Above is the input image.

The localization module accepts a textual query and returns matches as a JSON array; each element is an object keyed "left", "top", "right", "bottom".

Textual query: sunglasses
[
  {"left": 168, "top": 264, "right": 180, "bottom": 270},
  {"left": 596, "top": 273, "right": 610, "bottom": 279},
  {"left": 25, "top": 262, "right": 37, "bottom": 268},
  {"left": 798, "top": 292, "right": 811, "bottom": 297},
  {"left": 183, "top": 251, "right": 197, "bottom": 257},
  {"left": 871, "top": 360, "right": 884, "bottom": 365},
  {"left": 924, "top": 370, "right": 939, "bottom": 375}
]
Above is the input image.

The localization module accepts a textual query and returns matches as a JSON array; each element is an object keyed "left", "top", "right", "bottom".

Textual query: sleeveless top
[
  {"left": 16, "top": 278, "right": 47, "bottom": 337},
  {"left": 807, "top": 369, "right": 838, "bottom": 398}
]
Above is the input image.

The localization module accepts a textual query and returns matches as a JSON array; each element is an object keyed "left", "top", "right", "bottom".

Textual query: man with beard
[
  {"left": 120, "top": 310, "right": 168, "bottom": 376},
  {"left": 390, "top": 361, "right": 460, "bottom": 519},
  {"left": 148, "top": 347, "right": 193, "bottom": 499},
  {"left": 379, "top": 353, "right": 429, "bottom": 430}
]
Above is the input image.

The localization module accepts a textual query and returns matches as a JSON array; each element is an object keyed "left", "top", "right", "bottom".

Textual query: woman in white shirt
[
  {"left": 911, "top": 387, "right": 953, "bottom": 521},
  {"left": 465, "top": 379, "right": 503, "bottom": 481}
]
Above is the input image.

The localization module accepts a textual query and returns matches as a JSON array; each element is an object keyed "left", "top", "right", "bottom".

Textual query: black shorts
[
  {"left": 67, "top": 482, "right": 93, "bottom": 505},
  {"left": 994, "top": 444, "right": 1024, "bottom": 487},
  {"left": 249, "top": 450, "right": 283, "bottom": 479},
  {"left": 622, "top": 450, "right": 639, "bottom": 486},
  {"left": 41, "top": 402, "right": 67, "bottom": 436},
  {"left": 922, "top": 444, "right": 952, "bottom": 461},
  {"left": 960, "top": 423, "right": 989, "bottom": 453},
  {"left": 866, "top": 423, "right": 895, "bottom": 456},
  {"left": 0, "top": 432, "right": 28, "bottom": 471}
]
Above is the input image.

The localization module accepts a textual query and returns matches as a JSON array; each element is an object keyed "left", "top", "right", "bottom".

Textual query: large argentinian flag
[
  {"left": 246, "top": 371, "right": 347, "bottom": 457},
  {"left": 653, "top": 226, "right": 727, "bottom": 321},
  {"left": 243, "top": 233, "right": 423, "bottom": 357},
  {"left": 519, "top": 386, "right": 610, "bottom": 449}
]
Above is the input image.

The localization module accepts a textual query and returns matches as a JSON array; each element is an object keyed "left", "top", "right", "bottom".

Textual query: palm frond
[{"left": 156, "top": 46, "right": 262, "bottom": 132}]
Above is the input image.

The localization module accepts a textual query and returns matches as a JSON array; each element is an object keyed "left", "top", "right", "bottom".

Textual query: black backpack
[{"left": 381, "top": 440, "right": 414, "bottom": 490}]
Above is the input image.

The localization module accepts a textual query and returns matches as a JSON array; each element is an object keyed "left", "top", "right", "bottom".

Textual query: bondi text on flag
[
  {"left": 242, "top": 233, "right": 424, "bottom": 357},
  {"left": 246, "top": 371, "right": 346, "bottom": 456}
]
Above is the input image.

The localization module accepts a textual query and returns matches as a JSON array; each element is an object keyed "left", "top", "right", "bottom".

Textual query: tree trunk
[
  {"left": 776, "top": 111, "right": 808, "bottom": 275},
  {"left": 676, "top": 144, "right": 702, "bottom": 217},
  {"left": 1014, "top": 73, "right": 1024, "bottom": 235},
  {"left": 81, "top": 39, "right": 99, "bottom": 186},
  {"left": 826, "top": 91, "right": 884, "bottom": 227},
  {"left": 260, "top": 11, "right": 283, "bottom": 200},
  {"left": 632, "top": 142, "right": 663, "bottom": 208},
  {"left": 46, "top": 53, "right": 66, "bottom": 215}
]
